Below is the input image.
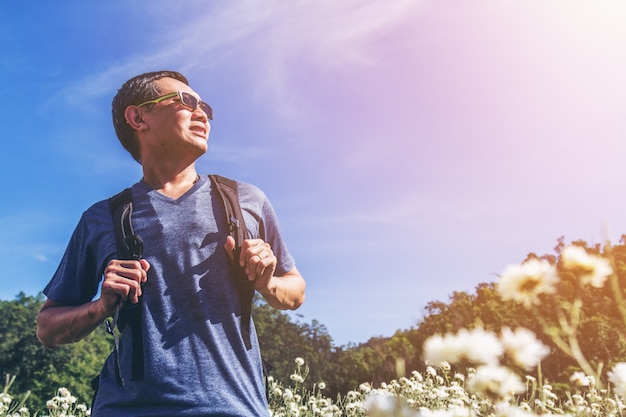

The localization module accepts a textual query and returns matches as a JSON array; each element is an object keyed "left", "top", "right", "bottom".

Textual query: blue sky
[{"left": 2, "top": 1, "right": 626, "bottom": 346}]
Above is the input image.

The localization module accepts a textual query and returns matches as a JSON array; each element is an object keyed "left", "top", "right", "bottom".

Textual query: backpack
[{"left": 104, "top": 174, "right": 255, "bottom": 386}]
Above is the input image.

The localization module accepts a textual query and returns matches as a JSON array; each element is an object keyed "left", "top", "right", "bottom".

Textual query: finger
[
  {"left": 223, "top": 236, "right": 236, "bottom": 264},
  {"left": 254, "top": 258, "right": 266, "bottom": 280},
  {"left": 139, "top": 259, "right": 150, "bottom": 283},
  {"left": 243, "top": 241, "right": 271, "bottom": 278},
  {"left": 104, "top": 261, "right": 145, "bottom": 301},
  {"left": 247, "top": 255, "right": 259, "bottom": 281},
  {"left": 140, "top": 259, "right": 151, "bottom": 272},
  {"left": 249, "top": 251, "right": 276, "bottom": 282},
  {"left": 242, "top": 238, "right": 267, "bottom": 268},
  {"left": 224, "top": 236, "right": 236, "bottom": 251},
  {"left": 256, "top": 253, "right": 276, "bottom": 278},
  {"left": 246, "top": 252, "right": 264, "bottom": 281},
  {"left": 104, "top": 278, "right": 140, "bottom": 304},
  {"left": 241, "top": 239, "right": 259, "bottom": 268},
  {"left": 118, "top": 262, "right": 145, "bottom": 284},
  {"left": 245, "top": 241, "right": 269, "bottom": 261}
]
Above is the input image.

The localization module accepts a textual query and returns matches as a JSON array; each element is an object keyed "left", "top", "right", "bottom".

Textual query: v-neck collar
[{"left": 137, "top": 175, "right": 207, "bottom": 203}]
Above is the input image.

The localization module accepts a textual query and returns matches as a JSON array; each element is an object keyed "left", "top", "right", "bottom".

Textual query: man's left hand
[{"left": 224, "top": 236, "right": 277, "bottom": 290}]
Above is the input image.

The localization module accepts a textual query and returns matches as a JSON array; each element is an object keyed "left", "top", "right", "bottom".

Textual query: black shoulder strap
[
  {"left": 209, "top": 174, "right": 255, "bottom": 350},
  {"left": 208, "top": 175, "right": 247, "bottom": 247},
  {"left": 107, "top": 188, "right": 144, "bottom": 386},
  {"left": 108, "top": 188, "right": 144, "bottom": 261}
]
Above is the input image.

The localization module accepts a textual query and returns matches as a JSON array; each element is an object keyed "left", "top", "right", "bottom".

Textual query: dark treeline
[{"left": 3, "top": 236, "right": 626, "bottom": 409}]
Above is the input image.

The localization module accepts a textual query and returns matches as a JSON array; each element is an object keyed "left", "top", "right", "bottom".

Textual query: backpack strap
[
  {"left": 109, "top": 188, "right": 144, "bottom": 261},
  {"left": 209, "top": 174, "right": 255, "bottom": 350},
  {"left": 107, "top": 188, "right": 145, "bottom": 386}
]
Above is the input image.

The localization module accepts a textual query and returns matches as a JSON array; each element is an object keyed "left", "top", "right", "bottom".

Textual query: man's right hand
[{"left": 101, "top": 259, "right": 150, "bottom": 311}]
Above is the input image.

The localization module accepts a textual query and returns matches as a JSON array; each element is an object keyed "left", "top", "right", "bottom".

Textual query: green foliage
[
  {"left": 253, "top": 295, "right": 336, "bottom": 394},
  {"left": 0, "top": 293, "right": 111, "bottom": 410}
]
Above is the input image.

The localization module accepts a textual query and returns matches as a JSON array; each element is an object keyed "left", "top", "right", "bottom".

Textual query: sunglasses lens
[
  {"left": 180, "top": 92, "right": 197, "bottom": 109},
  {"left": 180, "top": 92, "right": 212, "bottom": 119},
  {"left": 200, "top": 103, "right": 213, "bottom": 120}
]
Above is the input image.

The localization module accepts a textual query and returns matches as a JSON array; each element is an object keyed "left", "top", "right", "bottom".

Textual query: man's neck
[{"left": 142, "top": 166, "right": 200, "bottom": 199}]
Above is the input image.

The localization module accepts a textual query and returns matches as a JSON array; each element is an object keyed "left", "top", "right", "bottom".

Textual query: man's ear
[{"left": 125, "top": 106, "right": 148, "bottom": 130}]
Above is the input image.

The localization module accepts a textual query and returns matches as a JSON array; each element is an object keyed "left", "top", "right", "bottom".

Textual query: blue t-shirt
[{"left": 44, "top": 175, "right": 295, "bottom": 416}]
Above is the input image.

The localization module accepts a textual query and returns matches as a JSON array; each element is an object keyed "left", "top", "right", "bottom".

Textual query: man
[{"left": 36, "top": 70, "right": 306, "bottom": 416}]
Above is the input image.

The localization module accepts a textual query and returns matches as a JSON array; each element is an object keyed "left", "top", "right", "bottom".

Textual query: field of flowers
[{"left": 3, "top": 244, "right": 626, "bottom": 416}]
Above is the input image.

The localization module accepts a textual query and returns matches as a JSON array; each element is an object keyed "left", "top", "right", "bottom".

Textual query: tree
[
  {"left": 253, "top": 296, "right": 337, "bottom": 393},
  {"left": 0, "top": 293, "right": 112, "bottom": 409}
]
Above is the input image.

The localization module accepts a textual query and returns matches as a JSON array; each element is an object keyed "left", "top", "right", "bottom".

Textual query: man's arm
[
  {"left": 256, "top": 266, "right": 306, "bottom": 310},
  {"left": 37, "top": 298, "right": 113, "bottom": 348},
  {"left": 37, "top": 258, "right": 150, "bottom": 348},
  {"left": 225, "top": 237, "right": 306, "bottom": 310}
]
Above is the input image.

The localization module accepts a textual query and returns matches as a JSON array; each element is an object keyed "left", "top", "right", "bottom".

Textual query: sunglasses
[{"left": 137, "top": 91, "right": 213, "bottom": 120}]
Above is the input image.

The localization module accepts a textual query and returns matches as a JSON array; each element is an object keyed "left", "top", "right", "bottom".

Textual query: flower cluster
[
  {"left": 44, "top": 387, "right": 90, "bottom": 417},
  {"left": 424, "top": 327, "right": 549, "bottom": 374},
  {"left": 4, "top": 358, "right": 626, "bottom": 417},
  {"left": 268, "top": 358, "right": 340, "bottom": 417},
  {"left": 423, "top": 327, "right": 548, "bottom": 403},
  {"left": 495, "top": 244, "right": 621, "bottom": 389},
  {"left": 560, "top": 245, "right": 613, "bottom": 288},
  {"left": 497, "top": 245, "right": 613, "bottom": 308},
  {"left": 0, "top": 383, "right": 90, "bottom": 417},
  {"left": 0, "top": 376, "right": 30, "bottom": 417},
  {"left": 497, "top": 258, "right": 559, "bottom": 307}
]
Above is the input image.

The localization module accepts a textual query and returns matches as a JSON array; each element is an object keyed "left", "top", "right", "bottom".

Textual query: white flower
[
  {"left": 283, "top": 388, "right": 294, "bottom": 401},
  {"left": 290, "top": 373, "right": 304, "bottom": 383},
  {"left": 423, "top": 328, "right": 503, "bottom": 366},
  {"left": 570, "top": 371, "right": 594, "bottom": 387},
  {"left": 561, "top": 245, "right": 613, "bottom": 288},
  {"left": 423, "top": 334, "right": 462, "bottom": 365},
  {"left": 494, "top": 403, "right": 539, "bottom": 417},
  {"left": 317, "top": 382, "right": 326, "bottom": 390},
  {"left": 497, "top": 258, "right": 559, "bottom": 307},
  {"left": 295, "top": 357, "right": 305, "bottom": 367},
  {"left": 462, "top": 328, "right": 503, "bottom": 365},
  {"left": 466, "top": 364, "right": 526, "bottom": 400},
  {"left": 347, "top": 390, "right": 360, "bottom": 400},
  {"left": 359, "top": 382, "right": 372, "bottom": 393},
  {"left": 364, "top": 392, "right": 419, "bottom": 417},
  {"left": 500, "top": 327, "right": 550, "bottom": 370},
  {"left": 609, "top": 363, "right": 626, "bottom": 397}
]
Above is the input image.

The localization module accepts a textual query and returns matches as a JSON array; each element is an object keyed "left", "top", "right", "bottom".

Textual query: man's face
[{"left": 138, "top": 77, "right": 211, "bottom": 162}]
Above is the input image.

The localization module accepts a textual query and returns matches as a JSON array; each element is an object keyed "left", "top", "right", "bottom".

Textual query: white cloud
[
  {"left": 48, "top": 1, "right": 425, "bottom": 113},
  {"left": 34, "top": 254, "right": 49, "bottom": 263}
]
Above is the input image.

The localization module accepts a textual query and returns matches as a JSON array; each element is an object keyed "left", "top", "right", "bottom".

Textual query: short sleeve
[{"left": 43, "top": 201, "right": 117, "bottom": 305}]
